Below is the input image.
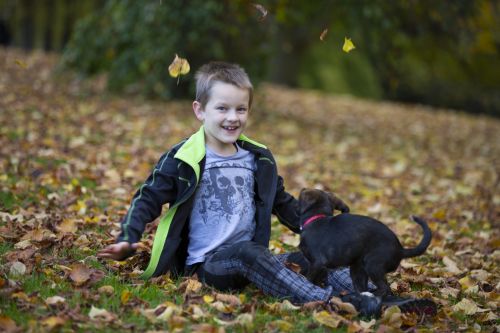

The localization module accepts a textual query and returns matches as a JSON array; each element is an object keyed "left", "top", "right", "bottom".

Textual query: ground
[{"left": 0, "top": 48, "right": 499, "bottom": 332}]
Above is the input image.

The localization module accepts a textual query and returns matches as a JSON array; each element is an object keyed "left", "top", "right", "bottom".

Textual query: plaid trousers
[{"left": 188, "top": 240, "right": 357, "bottom": 304}]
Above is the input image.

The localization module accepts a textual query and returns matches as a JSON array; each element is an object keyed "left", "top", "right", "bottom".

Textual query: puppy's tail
[{"left": 402, "top": 215, "right": 432, "bottom": 258}]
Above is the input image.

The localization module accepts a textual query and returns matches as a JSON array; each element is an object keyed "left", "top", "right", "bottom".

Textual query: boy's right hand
[{"left": 97, "top": 242, "right": 138, "bottom": 261}]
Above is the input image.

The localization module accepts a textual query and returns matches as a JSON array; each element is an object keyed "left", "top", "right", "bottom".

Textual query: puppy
[{"left": 298, "top": 189, "right": 432, "bottom": 296}]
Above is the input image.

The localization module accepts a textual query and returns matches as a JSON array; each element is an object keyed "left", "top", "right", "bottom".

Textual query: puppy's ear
[
  {"left": 298, "top": 189, "right": 317, "bottom": 214},
  {"left": 326, "top": 192, "right": 350, "bottom": 213}
]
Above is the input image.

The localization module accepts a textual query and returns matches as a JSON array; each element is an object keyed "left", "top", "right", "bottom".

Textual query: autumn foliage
[{"left": 1, "top": 49, "right": 499, "bottom": 332}]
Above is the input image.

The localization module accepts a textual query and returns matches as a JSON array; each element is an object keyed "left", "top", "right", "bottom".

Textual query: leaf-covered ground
[{"left": 1, "top": 48, "right": 499, "bottom": 332}]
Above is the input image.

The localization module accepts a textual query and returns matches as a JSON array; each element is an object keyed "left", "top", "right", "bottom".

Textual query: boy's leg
[
  {"left": 277, "top": 252, "right": 359, "bottom": 293},
  {"left": 195, "top": 241, "right": 332, "bottom": 304}
]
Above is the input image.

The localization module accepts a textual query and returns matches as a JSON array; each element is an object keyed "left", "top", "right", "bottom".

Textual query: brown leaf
[
  {"left": 0, "top": 315, "right": 19, "bottom": 333},
  {"left": 69, "top": 263, "right": 92, "bottom": 286},
  {"left": 215, "top": 293, "right": 242, "bottom": 306}
]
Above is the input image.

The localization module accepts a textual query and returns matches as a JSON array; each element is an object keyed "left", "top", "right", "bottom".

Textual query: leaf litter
[{"left": 0, "top": 49, "right": 499, "bottom": 332}]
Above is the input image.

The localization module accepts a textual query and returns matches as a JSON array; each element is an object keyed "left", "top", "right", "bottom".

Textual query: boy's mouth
[{"left": 222, "top": 125, "right": 239, "bottom": 132}]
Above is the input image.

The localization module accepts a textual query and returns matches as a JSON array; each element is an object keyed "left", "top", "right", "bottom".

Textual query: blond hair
[{"left": 195, "top": 62, "right": 253, "bottom": 108}]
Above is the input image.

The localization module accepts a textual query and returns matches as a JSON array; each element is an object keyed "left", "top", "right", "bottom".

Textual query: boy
[{"left": 97, "top": 62, "right": 433, "bottom": 316}]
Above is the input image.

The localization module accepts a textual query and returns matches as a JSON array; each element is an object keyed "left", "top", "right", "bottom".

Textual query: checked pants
[{"left": 185, "top": 240, "right": 357, "bottom": 304}]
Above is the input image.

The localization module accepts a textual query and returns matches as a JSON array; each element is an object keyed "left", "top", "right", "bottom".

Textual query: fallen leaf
[
  {"left": 453, "top": 298, "right": 488, "bottom": 315},
  {"left": 88, "top": 306, "right": 116, "bottom": 322},
  {"left": 329, "top": 296, "right": 358, "bottom": 315},
  {"left": 443, "top": 256, "right": 462, "bottom": 274},
  {"left": 42, "top": 316, "right": 66, "bottom": 330},
  {"left": 121, "top": 289, "right": 131, "bottom": 305},
  {"left": 313, "top": 310, "right": 343, "bottom": 328},
  {"left": 343, "top": 37, "right": 356, "bottom": 53},
  {"left": 215, "top": 293, "right": 241, "bottom": 306},
  {"left": 9, "top": 261, "right": 26, "bottom": 276},
  {"left": 69, "top": 264, "right": 92, "bottom": 286},
  {"left": 0, "top": 315, "right": 18, "bottom": 333},
  {"left": 98, "top": 285, "right": 114, "bottom": 295},
  {"left": 380, "top": 306, "right": 402, "bottom": 328}
]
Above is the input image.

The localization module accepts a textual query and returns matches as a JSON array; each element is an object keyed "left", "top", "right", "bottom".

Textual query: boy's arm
[
  {"left": 272, "top": 175, "right": 301, "bottom": 233},
  {"left": 116, "top": 153, "right": 179, "bottom": 245}
]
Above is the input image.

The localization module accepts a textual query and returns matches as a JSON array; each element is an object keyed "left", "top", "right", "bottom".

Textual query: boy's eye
[
  {"left": 237, "top": 108, "right": 248, "bottom": 113},
  {"left": 217, "top": 106, "right": 227, "bottom": 111}
]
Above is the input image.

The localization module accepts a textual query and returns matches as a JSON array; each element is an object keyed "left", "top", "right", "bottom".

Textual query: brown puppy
[{"left": 298, "top": 189, "right": 432, "bottom": 296}]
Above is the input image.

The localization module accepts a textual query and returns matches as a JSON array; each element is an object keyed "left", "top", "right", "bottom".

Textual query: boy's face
[{"left": 193, "top": 81, "right": 250, "bottom": 155}]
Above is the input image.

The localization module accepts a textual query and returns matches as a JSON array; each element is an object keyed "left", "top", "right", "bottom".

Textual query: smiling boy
[{"left": 97, "top": 62, "right": 434, "bottom": 316}]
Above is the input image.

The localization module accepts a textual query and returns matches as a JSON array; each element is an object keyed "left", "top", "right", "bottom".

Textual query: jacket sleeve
[
  {"left": 116, "top": 152, "right": 179, "bottom": 244},
  {"left": 272, "top": 175, "right": 301, "bottom": 233}
]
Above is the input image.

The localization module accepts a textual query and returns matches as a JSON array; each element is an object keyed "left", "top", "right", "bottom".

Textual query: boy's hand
[{"left": 97, "top": 242, "right": 138, "bottom": 261}]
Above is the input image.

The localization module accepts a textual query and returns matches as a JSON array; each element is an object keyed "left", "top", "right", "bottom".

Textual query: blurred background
[{"left": 1, "top": 0, "right": 499, "bottom": 116}]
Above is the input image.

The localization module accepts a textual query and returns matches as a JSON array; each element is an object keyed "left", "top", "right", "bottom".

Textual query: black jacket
[{"left": 117, "top": 126, "right": 300, "bottom": 278}]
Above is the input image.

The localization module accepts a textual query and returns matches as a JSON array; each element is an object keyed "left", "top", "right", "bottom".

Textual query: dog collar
[{"left": 301, "top": 214, "right": 326, "bottom": 230}]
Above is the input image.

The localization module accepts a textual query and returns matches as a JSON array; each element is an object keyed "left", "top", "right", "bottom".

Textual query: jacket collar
[{"left": 174, "top": 126, "right": 267, "bottom": 182}]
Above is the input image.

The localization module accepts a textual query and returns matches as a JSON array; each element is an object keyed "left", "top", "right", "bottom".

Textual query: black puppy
[{"left": 298, "top": 189, "right": 432, "bottom": 297}]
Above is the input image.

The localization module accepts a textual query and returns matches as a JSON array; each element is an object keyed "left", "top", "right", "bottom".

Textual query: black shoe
[
  {"left": 382, "top": 295, "right": 437, "bottom": 316},
  {"left": 340, "top": 292, "right": 382, "bottom": 318}
]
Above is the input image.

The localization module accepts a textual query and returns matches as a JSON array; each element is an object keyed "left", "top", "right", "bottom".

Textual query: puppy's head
[{"left": 298, "top": 189, "right": 335, "bottom": 216}]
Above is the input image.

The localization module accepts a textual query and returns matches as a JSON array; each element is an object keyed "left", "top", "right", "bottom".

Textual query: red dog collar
[{"left": 301, "top": 214, "right": 326, "bottom": 230}]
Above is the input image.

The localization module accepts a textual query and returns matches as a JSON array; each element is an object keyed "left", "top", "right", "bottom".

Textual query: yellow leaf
[
  {"left": 42, "top": 316, "right": 66, "bottom": 330},
  {"left": 342, "top": 37, "right": 356, "bottom": 53},
  {"left": 121, "top": 290, "right": 131, "bottom": 305},
  {"left": 443, "top": 256, "right": 462, "bottom": 274},
  {"left": 15, "top": 59, "right": 28, "bottom": 69},
  {"left": 313, "top": 310, "right": 343, "bottom": 328},
  {"left": 452, "top": 298, "right": 488, "bottom": 315},
  {"left": 168, "top": 54, "right": 190, "bottom": 78},
  {"left": 88, "top": 306, "right": 116, "bottom": 322},
  {"left": 380, "top": 305, "right": 402, "bottom": 328},
  {"left": 203, "top": 294, "right": 215, "bottom": 304}
]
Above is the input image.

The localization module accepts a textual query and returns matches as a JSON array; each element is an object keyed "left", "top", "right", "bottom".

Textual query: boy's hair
[{"left": 195, "top": 62, "right": 253, "bottom": 108}]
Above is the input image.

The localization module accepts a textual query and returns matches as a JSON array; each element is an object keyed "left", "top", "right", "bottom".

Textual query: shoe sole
[{"left": 383, "top": 298, "right": 437, "bottom": 316}]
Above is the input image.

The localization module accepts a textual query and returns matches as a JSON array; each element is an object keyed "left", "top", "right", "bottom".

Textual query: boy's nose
[{"left": 226, "top": 109, "right": 238, "bottom": 121}]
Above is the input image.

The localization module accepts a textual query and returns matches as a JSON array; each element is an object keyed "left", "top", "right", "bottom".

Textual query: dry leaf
[
  {"left": 98, "top": 285, "right": 114, "bottom": 295},
  {"left": 42, "top": 316, "right": 66, "bottom": 330},
  {"left": 121, "top": 289, "right": 131, "bottom": 305},
  {"left": 0, "top": 315, "right": 18, "bottom": 333},
  {"left": 69, "top": 264, "right": 92, "bottom": 286},
  {"left": 329, "top": 296, "right": 358, "bottom": 315},
  {"left": 380, "top": 306, "right": 402, "bottom": 328},
  {"left": 88, "top": 306, "right": 116, "bottom": 322},
  {"left": 313, "top": 310, "right": 343, "bottom": 328},
  {"left": 168, "top": 54, "right": 190, "bottom": 83},
  {"left": 9, "top": 261, "right": 26, "bottom": 276},
  {"left": 215, "top": 293, "right": 242, "bottom": 306},
  {"left": 453, "top": 298, "right": 488, "bottom": 315},
  {"left": 45, "top": 296, "right": 66, "bottom": 306},
  {"left": 320, "top": 29, "right": 328, "bottom": 41},
  {"left": 443, "top": 256, "right": 462, "bottom": 274},
  {"left": 343, "top": 37, "right": 356, "bottom": 53},
  {"left": 252, "top": 3, "right": 268, "bottom": 21}
]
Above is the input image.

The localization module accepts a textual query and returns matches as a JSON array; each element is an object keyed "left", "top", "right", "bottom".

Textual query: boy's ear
[{"left": 193, "top": 101, "right": 204, "bottom": 122}]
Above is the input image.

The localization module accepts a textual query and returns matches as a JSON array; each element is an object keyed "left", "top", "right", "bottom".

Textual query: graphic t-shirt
[{"left": 186, "top": 144, "right": 257, "bottom": 265}]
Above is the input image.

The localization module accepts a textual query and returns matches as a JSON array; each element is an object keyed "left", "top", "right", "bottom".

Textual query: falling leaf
[
  {"left": 320, "top": 29, "right": 328, "bottom": 41},
  {"left": 168, "top": 54, "right": 190, "bottom": 84},
  {"left": 252, "top": 3, "right": 268, "bottom": 21},
  {"left": 203, "top": 294, "right": 215, "bottom": 304},
  {"left": 342, "top": 37, "right": 356, "bottom": 53},
  {"left": 313, "top": 310, "right": 343, "bottom": 328}
]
